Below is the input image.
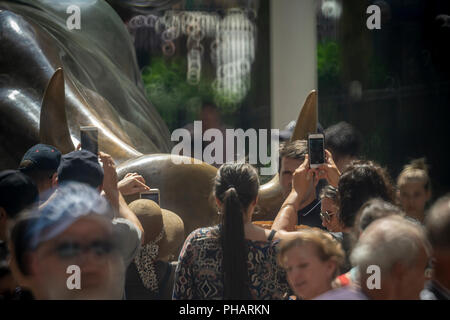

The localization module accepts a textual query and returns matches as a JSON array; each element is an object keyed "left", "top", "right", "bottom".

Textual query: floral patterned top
[{"left": 172, "top": 225, "right": 291, "bottom": 300}]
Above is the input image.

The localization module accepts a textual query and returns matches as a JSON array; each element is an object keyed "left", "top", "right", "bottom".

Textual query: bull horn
[
  {"left": 39, "top": 67, "right": 75, "bottom": 153},
  {"left": 290, "top": 90, "right": 318, "bottom": 141},
  {"left": 255, "top": 90, "right": 319, "bottom": 221},
  {"left": 254, "top": 174, "right": 284, "bottom": 221}
]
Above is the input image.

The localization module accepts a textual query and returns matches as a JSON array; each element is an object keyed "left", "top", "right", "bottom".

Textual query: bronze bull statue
[{"left": 0, "top": 0, "right": 318, "bottom": 239}]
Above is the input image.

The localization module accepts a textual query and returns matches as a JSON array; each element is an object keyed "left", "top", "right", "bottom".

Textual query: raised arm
[
  {"left": 99, "top": 152, "right": 145, "bottom": 244},
  {"left": 272, "top": 155, "right": 315, "bottom": 232}
]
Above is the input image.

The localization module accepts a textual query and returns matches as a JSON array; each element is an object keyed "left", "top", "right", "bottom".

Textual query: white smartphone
[
  {"left": 308, "top": 133, "right": 325, "bottom": 169},
  {"left": 140, "top": 189, "right": 160, "bottom": 205}
]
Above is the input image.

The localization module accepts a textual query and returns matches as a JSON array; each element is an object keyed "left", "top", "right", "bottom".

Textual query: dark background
[
  {"left": 317, "top": 0, "right": 450, "bottom": 201},
  {"left": 108, "top": 0, "right": 450, "bottom": 200}
]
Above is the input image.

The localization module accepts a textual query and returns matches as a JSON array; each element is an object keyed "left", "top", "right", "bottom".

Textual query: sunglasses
[
  {"left": 52, "top": 239, "right": 116, "bottom": 259},
  {"left": 320, "top": 211, "right": 335, "bottom": 222}
]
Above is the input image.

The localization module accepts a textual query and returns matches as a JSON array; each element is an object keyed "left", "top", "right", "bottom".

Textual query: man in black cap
[
  {"left": 57, "top": 150, "right": 104, "bottom": 191},
  {"left": 19, "top": 144, "right": 61, "bottom": 202},
  {"left": 52, "top": 150, "right": 145, "bottom": 245},
  {"left": 0, "top": 170, "right": 38, "bottom": 242}
]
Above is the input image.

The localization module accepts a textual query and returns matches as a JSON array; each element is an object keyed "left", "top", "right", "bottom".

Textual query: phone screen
[
  {"left": 309, "top": 136, "right": 325, "bottom": 165},
  {"left": 80, "top": 127, "right": 98, "bottom": 155},
  {"left": 141, "top": 191, "right": 160, "bottom": 205}
]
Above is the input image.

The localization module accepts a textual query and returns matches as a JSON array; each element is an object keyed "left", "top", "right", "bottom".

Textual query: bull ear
[
  {"left": 39, "top": 68, "right": 75, "bottom": 153},
  {"left": 290, "top": 90, "right": 318, "bottom": 142}
]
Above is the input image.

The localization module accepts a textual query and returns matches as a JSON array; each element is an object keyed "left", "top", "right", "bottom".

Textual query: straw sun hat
[
  {"left": 128, "top": 199, "right": 185, "bottom": 292},
  {"left": 128, "top": 199, "right": 185, "bottom": 262}
]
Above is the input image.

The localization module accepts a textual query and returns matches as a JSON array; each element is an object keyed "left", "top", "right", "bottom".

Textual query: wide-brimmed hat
[{"left": 128, "top": 199, "right": 184, "bottom": 262}]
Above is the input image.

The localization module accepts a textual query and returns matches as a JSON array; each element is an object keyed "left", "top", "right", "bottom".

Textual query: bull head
[{"left": 0, "top": 0, "right": 318, "bottom": 238}]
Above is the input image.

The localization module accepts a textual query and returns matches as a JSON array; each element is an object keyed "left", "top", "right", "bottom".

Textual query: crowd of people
[{"left": 0, "top": 121, "right": 449, "bottom": 300}]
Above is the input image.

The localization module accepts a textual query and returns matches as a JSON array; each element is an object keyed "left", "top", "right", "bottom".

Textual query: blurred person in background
[
  {"left": 334, "top": 198, "right": 405, "bottom": 288},
  {"left": 336, "top": 160, "right": 396, "bottom": 272},
  {"left": 317, "top": 216, "right": 430, "bottom": 300},
  {"left": 397, "top": 158, "right": 432, "bottom": 224},
  {"left": 421, "top": 195, "right": 450, "bottom": 300},
  {"left": 324, "top": 122, "right": 362, "bottom": 173},
  {"left": 0, "top": 170, "right": 38, "bottom": 242}
]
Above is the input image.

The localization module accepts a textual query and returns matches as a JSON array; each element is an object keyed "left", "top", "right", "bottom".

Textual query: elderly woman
[{"left": 277, "top": 229, "right": 344, "bottom": 300}]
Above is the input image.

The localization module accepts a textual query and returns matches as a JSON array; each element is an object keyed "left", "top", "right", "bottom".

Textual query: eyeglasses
[
  {"left": 320, "top": 211, "right": 335, "bottom": 222},
  {"left": 52, "top": 239, "right": 116, "bottom": 259}
]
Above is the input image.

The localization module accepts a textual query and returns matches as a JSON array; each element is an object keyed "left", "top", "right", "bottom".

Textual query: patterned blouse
[{"left": 172, "top": 225, "right": 291, "bottom": 300}]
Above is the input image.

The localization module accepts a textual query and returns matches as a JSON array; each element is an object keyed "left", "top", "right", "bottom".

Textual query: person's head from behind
[
  {"left": 278, "top": 140, "right": 308, "bottom": 199},
  {"left": 0, "top": 170, "right": 38, "bottom": 242},
  {"left": 319, "top": 185, "right": 342, "bottom": 232},
  {"left": 19, "top": 144, "right": 61, "bottom": 201},
  {"left": 57, "top": 150, "right": 104, "bottom": 192},
  {"left": 324, "top": 122, "right": 362, "bottom": 173},
  {"left": 397, "top": 158, "right": 431, "bottom": 222},
  {"left": 338, "top": 160, "right": 395, "bottom": 231},
  {"left": 425, "top": 195, "right": 450, "bottom": 290},
  {"left": 214, "top": 162, "right": 259, "bottom": 299},
  {"left": 354, "top": 198, "right": 404, "bottom": 237},
  {"left": 8, "top": 182, "right": 124, "bottom": 300},
  {"left": 278, "top": 229, "right": 344, "bottom": 299},
  {"left": 351, "top": 216, "right": 430, "bottom": 300}
]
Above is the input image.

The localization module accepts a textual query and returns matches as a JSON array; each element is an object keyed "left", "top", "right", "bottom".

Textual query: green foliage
[
  {"left": 317, "top": 40, "right": 342, "bottom": 94},
  {"left": 368, "top": 55, "right": 389, "bottom": 89},
  {"left": 142, "top": 57, "right": 244, "bottom": 132},
  {"left": 142, "top": 57, "right": 212, "bottom": 131}
]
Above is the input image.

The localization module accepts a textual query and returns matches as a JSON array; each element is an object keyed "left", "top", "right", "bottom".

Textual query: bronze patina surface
[
  {"left": 0, "top": 0, "right": 171, "bottom": 169},
  {"left": 0, "top": 0, "right": 317, "bottom": 239}
]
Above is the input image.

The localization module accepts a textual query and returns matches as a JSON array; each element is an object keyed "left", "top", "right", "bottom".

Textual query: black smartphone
[
  {"left": 140, "top": 189, "right": 160, "bottom": 205},
  {"left": 80, "top": 126, "right": 98, "bottom": 155},
  {"left": 308, "top": 133, "right": 325, "bottom": 168}
]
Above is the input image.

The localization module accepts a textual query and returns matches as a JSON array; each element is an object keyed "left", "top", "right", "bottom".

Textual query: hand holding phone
[
  {"left": 80, "top": 126, "right": 98, "bottom": 155},
  {"left": 118, "top": 173, "right": 150, "bottom": 196},
  {"left": 308, "top": 133, "right": 325, "bottom": 169},
  {"left": 140, "top": 189, "right": 160, "bottom": 205},
  {"left": 316, "top": 149, "right": 341, "bottom": 188},
  {"left": 291, "top": 154, "right": 315, "bottom": 201}
]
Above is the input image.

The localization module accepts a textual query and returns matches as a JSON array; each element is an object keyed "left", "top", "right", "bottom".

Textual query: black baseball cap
[
  {"left": 0, "top": 170, "right": 39, "bottom": 219},
  {"left": 57, "top": 150, "right": 104, "bottom": 189},
  {"left": 19, "top": 144, "right": 61, "bottom": 173}
]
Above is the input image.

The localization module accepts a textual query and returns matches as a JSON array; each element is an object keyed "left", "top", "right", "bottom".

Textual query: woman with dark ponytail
[{"left": 172, "top": 163, "right": 291, "bottom": 300}]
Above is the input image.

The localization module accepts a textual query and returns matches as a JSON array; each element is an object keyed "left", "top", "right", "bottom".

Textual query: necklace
[{"left": 302, "top": 199, "right": 322, "bottom": 217}]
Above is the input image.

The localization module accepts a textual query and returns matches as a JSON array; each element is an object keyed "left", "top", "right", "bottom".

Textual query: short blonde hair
[
  {"left": 278, "top": 229, "right": 345, "bottom": 277},
  {"left": 397, "top": 158, "right": 430, "bottom": 191}
]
